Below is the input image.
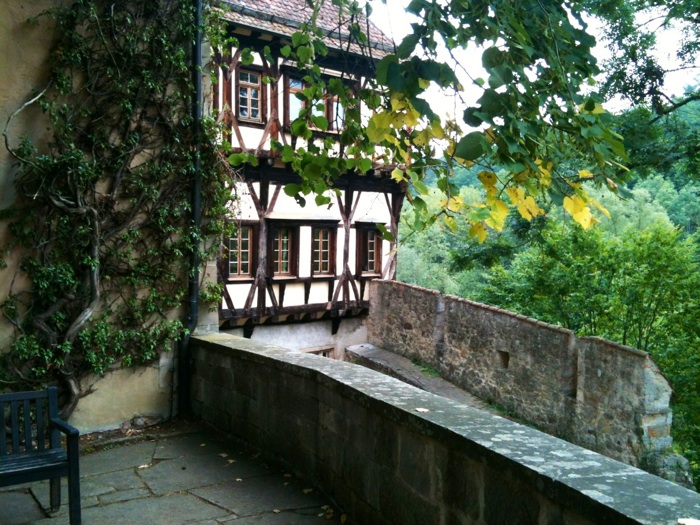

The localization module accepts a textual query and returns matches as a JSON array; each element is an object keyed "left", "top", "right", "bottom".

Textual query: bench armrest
[{"left": 50, "top": 417, "right": 80, "bottom": 438}]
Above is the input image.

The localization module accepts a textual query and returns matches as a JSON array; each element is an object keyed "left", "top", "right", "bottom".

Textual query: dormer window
[{"left": 237, "top": 70, "right": 263, "bottom": 123}]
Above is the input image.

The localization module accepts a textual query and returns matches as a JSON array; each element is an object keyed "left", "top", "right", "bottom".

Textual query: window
[
  {"left": 329, "top": 95, "right": 345, "bottom": 131},
  {"left": 271, "top": 226, "right": 297, "bottom": 276},
  {"left": 356, "top": 224, "right": 383, "bottom": 275},
  {"left": 228, "top": 226, "right": 253, "bottom": 278},
  {"left": 312, "top": 227, "right": 335, "bottom": 275},
  {"left": 284, "top": 74, "right": 350, "bottom": 131},
  {"left": 237, "top": 70, "right": 262, "bottom": 122},
  {"left": 288, "top": 77, "right": 304, "bottom": 125}
]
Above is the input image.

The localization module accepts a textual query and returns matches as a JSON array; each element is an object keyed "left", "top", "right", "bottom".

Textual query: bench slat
[
  {"left": 0, "top": 400, "right": 6, "bottom": 455},
  {"left": 0, "top": 450, "right": 67, "bottom": 473}
]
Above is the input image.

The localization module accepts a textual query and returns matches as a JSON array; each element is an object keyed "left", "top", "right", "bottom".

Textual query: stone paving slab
[
  {"left": 191, "top": 473, "right": 328, "bottom": 516},
  {"left": 0, "top": 422, "right": 343, "bottom": 525},
  {"left": 0, "top": 489, "right": 46, "bottom": 524}
]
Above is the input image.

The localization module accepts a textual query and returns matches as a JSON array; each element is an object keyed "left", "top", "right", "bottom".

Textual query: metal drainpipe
[{"left": 177, "top": 0, "right": 203, "bottom": 417}]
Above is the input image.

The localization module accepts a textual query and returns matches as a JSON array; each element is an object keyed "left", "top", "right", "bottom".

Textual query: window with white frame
[{"left": 237, "top": 70, "right": 262, "bottom": 122}]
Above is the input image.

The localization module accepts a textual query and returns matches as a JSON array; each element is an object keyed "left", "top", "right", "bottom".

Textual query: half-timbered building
[{"left": 214, "top": 1, "right": 405, "bottom": 356}]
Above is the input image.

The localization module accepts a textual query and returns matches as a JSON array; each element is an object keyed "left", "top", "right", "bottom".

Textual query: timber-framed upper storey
[{"left": 214, "top": 0, "right": 405, "bottom": 329}]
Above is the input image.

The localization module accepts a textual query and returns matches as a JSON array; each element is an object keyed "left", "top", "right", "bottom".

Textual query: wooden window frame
[
  {"left": 235, "top": 67, "right": 266, "bottom": 125},
  {"left": 283, "top": 72, "right": 354, "bottom": 132},
  {"left": 285, "top": 75, "right": 305, "bottom": 129},
  {"left": 269, "top": 222, "right": 299, "bottom": 278},
  {"left": 226, "top": 223, "right": 258, "bottom": 282},
  {"left": 311, "top": 226, "right": 336, "bottom": 276},
  {"left": 355, "top": 223, "right": 383, "bottom": 276}
]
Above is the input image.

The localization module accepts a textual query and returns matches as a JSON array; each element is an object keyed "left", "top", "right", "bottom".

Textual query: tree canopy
[{"left": 275, "top": 0, "right": 632, "bottom": 239}]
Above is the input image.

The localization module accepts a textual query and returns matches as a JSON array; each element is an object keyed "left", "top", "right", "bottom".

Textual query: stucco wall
[
  {"left": 190, "top": 332, "right": 700, "bottom": 525},
  {"left": 0, "top": 1, "right": 63, "bottom": 350},
  {"left": 366, "top": 280, "right": 673, "bottom": 466}
]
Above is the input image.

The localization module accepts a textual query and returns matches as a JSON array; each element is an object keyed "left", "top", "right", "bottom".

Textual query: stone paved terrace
[{"left": 0, "top": 421, "right": 344, "bottom": 525}]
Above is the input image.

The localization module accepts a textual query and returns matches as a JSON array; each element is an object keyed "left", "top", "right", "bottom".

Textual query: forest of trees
[{"left": 397, "top": 98, "right": 700, "bottom": 484}]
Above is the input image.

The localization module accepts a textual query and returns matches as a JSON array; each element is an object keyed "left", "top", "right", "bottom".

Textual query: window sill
[{"left": 226, "top": 277, "right": 255, "bottom": 284}]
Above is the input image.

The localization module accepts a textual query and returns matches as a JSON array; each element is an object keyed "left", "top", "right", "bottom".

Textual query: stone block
[{"left": 398, "top": 429, "right": 434, "bottom": 498}]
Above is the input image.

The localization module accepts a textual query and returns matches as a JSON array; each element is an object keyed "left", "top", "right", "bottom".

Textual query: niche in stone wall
[{"left": 497, "top": 350, "right": 510, "bottom": 369}]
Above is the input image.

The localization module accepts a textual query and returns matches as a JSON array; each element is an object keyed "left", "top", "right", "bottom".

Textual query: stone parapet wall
[
  {"left": 190, "top": 333, "right": 700, "bottom": 524},
  {"left": 366, "top": 280, "right": 672, "bottom": 466}
]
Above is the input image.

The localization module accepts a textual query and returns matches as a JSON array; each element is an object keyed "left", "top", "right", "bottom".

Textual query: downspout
[{"left": 177, "top": 0, "right": 203, "bottom": 417}]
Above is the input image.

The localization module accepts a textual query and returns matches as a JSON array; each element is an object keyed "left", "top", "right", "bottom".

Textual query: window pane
[
  {"left": 368, "top": 231, "right": 376, "bottom": 272},
  {"left": 334, "top": 100, "right": 345, "bottom": 129},
  {"left": 273, "top": 229, "right": 293, "bottom": 275},
  {"left": 229, "top": 226, "right": 252, "bottom": 277},
  {"left": 289, "top": 78, "right": 303, "bottom": 89},
  {"left": 289, "top": 95, "right": 303, "bottom": 120},
  {"left": 313, "top": 229, "right": 332, "bottom": 275}
]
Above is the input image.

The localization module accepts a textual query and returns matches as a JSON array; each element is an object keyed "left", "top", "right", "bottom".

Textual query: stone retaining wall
[
  {"left": 366, "top": 280, "right": 673, "bottom": 467},
  {"left": 190, "top": 333, "right": 700, "bottom": 524}
]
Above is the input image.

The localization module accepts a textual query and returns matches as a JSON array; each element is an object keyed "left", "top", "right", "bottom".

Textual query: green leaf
[
  {"left": 463, "top": 107, "right": 482, "bottom": 127},
  {"left": 386, "top": 62, "right": 406, "bottom": 91},
  {"left": 284, "top": 183, "right": 302, "bottom": 197},
  {"left": 397, "top": 33, "right": 420, "bottom": 59},
  {"left": 482, "top": 47, "right": 505, "bottom": 69},
  {"left": 376, "top": 55, "right": 397, "bottom": 86},
  {"left": 454, "top": 132, "right": 485, "bottom": 161},
  {"left": 315, "top": 194, "right": 332, "bottom": 206},
  {"left": 228, "top": 153, "right": 248, "bottom": 167},
  {"left": 488, "top": 65, "right": 513, "bottom": 89},
  {"left": 311, "top": 115, "right": 329, "bottom": 130},
  {"left": 358, "top": 158, "right": 373, "bottom": 173},
  {"left": 377, "top": 223, "right": 395, "bottom": 242}
]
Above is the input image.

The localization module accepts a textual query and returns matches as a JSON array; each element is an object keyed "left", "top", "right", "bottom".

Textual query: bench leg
[
  {"left": 68, "top": 470, "right": 81, "bottom": 525},
  {"left": 49, "top": 477, "right": 61, "bottom": 512}
]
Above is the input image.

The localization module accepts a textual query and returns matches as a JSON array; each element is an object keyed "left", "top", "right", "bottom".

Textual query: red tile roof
[{"left": 221, "top": 0, "right": 395, "bottom": 58}]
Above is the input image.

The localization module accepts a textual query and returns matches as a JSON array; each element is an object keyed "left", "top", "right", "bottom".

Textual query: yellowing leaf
[
  {"left": 563, "top": 195, "right": 598, "bottom": 229},
  {"left": 535, "top": 159, "right": 552, "bottom": 186},
  {"left": 578, "top": 169, "right": 594, "bottom": 179},
  {"left": 507, "top": 187, "right": 543, "bottom": 221},
  {"left": 485, "top": 199, "right": 509, "bottom": 231},
  {"left": 485, "top": 127, "right": 498, "bottom": 144},
  {"left": 478, "top": 170, "right": 498, "bottom": 187},
  {"left": 444, "top": 215, "right": 458, "bottom": 232},
  {"left": 430, "top": 120, "right": 445, "bottom": 140},
  {"left": 589, "top": 197, "right": 611, "bottom": 219},
  {"left": 391, "top": 168, "right": 406, "bottom": 182},
  {"left": 579, "top": 101, "right": 607, "bottom": 114},
  {"left": 446, "top": 196, "right": 463, "bottom": 212},
  {"left": 418, "top": 78, "right": 430, "bottom": 89},
  {"left": 390, "top": 92, "right": 407, "bottom": 111},
  {"left": 404, "top": 108, "right": 420, "bottom": 127},
  {"left": 469, "top": 222, "right": 487, "bottom": 243}
]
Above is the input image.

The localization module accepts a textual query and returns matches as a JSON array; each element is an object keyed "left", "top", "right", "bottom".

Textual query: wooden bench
[{"left": 0, "top": 387, "right": 81, "bottom": 525}]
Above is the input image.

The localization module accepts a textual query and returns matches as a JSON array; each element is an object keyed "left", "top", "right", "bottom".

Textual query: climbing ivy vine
[{"left": 1, "top": 0, "right": 233, "bottom": 415}]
